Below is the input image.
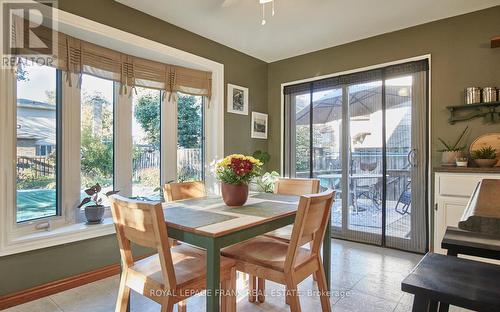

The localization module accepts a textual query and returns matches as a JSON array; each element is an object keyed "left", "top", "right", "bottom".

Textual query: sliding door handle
[{"left": 408, "top": 149, "right": 417, "bottom": 167}]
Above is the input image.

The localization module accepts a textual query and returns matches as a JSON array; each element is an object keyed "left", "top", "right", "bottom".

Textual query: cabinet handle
[{"left": 434, "top": 203, "right": 438, "bottom": 211}]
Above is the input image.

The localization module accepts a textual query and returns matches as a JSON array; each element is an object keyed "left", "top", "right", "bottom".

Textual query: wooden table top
[
  {"left": 402, "top": 253, "right": 500, "bottom": 311},
  {"left": 162, "top": 193, "right": 300, "bottom": 238}
]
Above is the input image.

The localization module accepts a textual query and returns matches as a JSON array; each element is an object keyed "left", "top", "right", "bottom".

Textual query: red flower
[{"left": 231, "top": 158, "right": 253, "bottom": 176}]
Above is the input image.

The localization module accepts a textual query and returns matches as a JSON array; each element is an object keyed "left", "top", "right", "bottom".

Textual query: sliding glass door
[{"left": 284, "top": 60, "right": 429, "bottom": 253}]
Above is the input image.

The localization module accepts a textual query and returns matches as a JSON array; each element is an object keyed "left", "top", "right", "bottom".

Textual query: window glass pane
[
  {"left": 80, "top": 74, "right": 114, "bottom": 205},
  {"left": 347, "top": 80, "right": 383, "bottom": 237},
  {"left": 16, "top": 63, "right": 58, "bottom": 222},
  {"left": 177, "top": 93, "right": 203, "bottom": 182},
  {"left": 294, "top": 93, "right": 310, "bottom": 178},
  {"left": 311, "top": 88, "right": 343, "bottom": 230},
  {"left": 132, "top": 87, "right": 161, "bottom": 200}
]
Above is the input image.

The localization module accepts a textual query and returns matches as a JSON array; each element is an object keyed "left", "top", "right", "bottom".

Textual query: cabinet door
[{"left": 434, "top": 197, "right": 469, "bottom": 254}]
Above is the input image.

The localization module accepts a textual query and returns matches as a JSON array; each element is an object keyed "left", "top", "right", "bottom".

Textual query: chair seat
[
  {"left": 264, "top": 225, "right": 293, "bottom": 242},
  {"left": 221, "top": 236, "right": 310, "bottom": 272},
  {"left": 130, "top": 244, "right": 235, "bottom": 291}
]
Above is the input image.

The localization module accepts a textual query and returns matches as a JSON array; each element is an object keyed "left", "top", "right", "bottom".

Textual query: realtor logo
[{"left": 2, "top": 0, "right": 57, "bottom": 67}]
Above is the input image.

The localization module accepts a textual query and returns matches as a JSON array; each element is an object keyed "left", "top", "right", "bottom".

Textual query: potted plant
[
  {"left": 438, "top": 126, "right": 469, "bottom": 165},
  {"left": 215, "top": 154, "right": 263, "bottom": 206},
  {"left": 78, "top": 183, "right": 119, "bottom": 224},
  {"left": 255, "top": 171, "right": 280, "bottom": 193},
  {"left": 471, "top": 146, "right": 497, "bottom": 167}
]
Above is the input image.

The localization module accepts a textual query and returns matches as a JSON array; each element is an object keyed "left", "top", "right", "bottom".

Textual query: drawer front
[{"left": 438, "top": 175, "right": 482, "bottom": 197}]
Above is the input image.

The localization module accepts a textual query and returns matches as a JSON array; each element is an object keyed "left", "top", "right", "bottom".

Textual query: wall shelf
[{"left": 446, "top": 101, "right": 500, "bottom": 124}]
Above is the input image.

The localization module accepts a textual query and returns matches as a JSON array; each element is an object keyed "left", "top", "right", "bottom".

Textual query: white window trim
[{"left": 0, "top": 7, "right": 224, "bottom": 257}]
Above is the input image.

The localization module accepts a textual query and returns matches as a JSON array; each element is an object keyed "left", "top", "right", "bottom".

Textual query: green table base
[{"left": 167, "top": 213, "right": 332, "bottom": 312}]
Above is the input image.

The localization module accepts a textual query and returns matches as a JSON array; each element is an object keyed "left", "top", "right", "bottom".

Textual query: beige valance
[{"left": 13, "top": 16, "right": 212, "bottom": 98}]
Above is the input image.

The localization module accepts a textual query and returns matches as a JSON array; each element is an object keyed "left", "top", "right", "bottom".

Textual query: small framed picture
[
  {"left": 251, "top": 112, "right": 268, "bottom": 139},
  {"left": 227, "top": 84, "right": 249, "bottom": 115}
]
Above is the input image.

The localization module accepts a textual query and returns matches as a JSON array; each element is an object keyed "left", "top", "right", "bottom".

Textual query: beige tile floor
[{"left": 5, "top": 240, "right": 423, "bottom": 312}]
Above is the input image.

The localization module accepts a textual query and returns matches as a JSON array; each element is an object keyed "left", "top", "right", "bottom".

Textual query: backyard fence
[
  {"left": 131, "top": 148, "right": 202, "bottom": 181},
  {"left": 17, "top": 156, "right": 54, "bottom": 177},
  {"left": 133, "top": 149, "right": 160, "bottom": 180},
  {"left": 177, "top": 148, "right": 203, "bottom": 181}
]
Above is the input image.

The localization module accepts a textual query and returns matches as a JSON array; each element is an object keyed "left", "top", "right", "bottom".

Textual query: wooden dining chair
[
  {"left": 250, "top": 178, "right": 321, "bottom": 303},
  {"left": 221, "top": 191, "right": 334, "bottom": 312},
  {"left": 265, "top": 178, "right": 321, "bottom": 242},
  {"left": 110, "top": 195, "right": 236, "bottom": 312},
  {"left": 163, "top": 181, "right": 206, "bottom": 202},
  {"left": 163, "top": 181, "right": 206, "bottom": 246}
]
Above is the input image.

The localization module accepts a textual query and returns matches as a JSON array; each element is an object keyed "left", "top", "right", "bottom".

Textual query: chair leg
[
  {"left": 257, "top": 278, "right": 265, "bottom": 303},
  {"left": 228, "top": 268, "right": 237, "bottom": 312},
  {"left": 115, "top": 273, "right": 131, "bottom": 312},
  {"left": 248, "top": 274, "right": 257, "bottom": 302},
  {"left": 177, "top": 300, "right": 187, "bottom": 312},
  {"left": 285, "top": 276, "right": 301, "bottom": 312},
  {"left": 160, "top": 298, "right": 175, "bottom": 312},
  {"left": 221, "top": 279, "right": 228, "bottom": 312},
  {"left": 309, "top": 242, "right": 317, "bottom": 282},
  {"left": 315, "top": 261, "right": 332, "bottom": 312}
]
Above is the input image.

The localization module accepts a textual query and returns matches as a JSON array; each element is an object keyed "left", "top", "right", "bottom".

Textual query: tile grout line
[{"left": 48, "top": 296, "right": 64, "bottom": 312}]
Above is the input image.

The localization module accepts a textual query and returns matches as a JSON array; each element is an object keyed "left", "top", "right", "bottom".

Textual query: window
[
  {"left": 177, "top": 93, "right": 204, "bottom": 181},
  {"left": 132, "top": 87, "right": 162, "bottom": 200},
  {"left": 80, "top": 74, "right": 115, "bottom": 204},
  {"left": 16, "top": 63, "right": 60, "bottom": 222}
]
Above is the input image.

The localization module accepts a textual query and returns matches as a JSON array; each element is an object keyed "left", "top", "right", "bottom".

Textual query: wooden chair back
[
  {"left": 285, "top": 191, "right": 334, "bottom": 271},
  {"left": 164, "top": 181, "right": 206, "bottom": 202},
  {"left": 110, "top": 195, "right": 177, "bottom": 290},
  {"left": 274, "top": 178, "right": 320, "bottom": 196}
]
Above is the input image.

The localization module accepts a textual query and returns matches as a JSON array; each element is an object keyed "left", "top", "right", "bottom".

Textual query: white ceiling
[{"left": 115, "top": 0, "right": 500, "bottom": 62}]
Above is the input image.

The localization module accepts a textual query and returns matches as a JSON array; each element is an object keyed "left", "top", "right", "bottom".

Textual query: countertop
[{"left": 434, "top": 166, "right": 500, "bottom": 173}]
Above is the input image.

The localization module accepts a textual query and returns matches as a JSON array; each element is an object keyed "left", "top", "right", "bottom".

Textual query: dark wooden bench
[{"left": 401, "top": 253, "right": 500, "bottom": 312}]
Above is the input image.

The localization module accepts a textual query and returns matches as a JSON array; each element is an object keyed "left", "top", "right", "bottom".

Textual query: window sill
[{"left": 1, "top": 218, "right": 115, "bottom": 257}]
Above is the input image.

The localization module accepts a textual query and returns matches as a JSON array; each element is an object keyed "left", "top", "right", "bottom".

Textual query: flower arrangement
[{"left": 216, "top": 154, "right": 263, "bottom": 185}]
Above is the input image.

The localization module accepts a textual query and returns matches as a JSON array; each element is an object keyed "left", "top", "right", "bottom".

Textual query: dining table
[{"left": 161, "top": 192, "right": 332, "bottom": 312}]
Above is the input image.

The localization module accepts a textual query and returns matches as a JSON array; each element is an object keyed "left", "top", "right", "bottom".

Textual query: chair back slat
[
  {"left": 110, "top": 195, "right": 177, "bottom": 290},
  {"left": 164, "top": 181, "right": 206, "bottom": 202},
  {"left": 285, "top": 191, "right": 334, "bottom": 271},
  {"left": 274, "top": 178, "right": 320, "bottom": 196}
]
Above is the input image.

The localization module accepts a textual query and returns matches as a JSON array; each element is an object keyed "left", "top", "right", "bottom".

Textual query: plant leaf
[
  {"left": 78, "top": 197, "right": 91, "bottom": 208},
  {"left": 84, "top": 186, "right": 96, "bottom": 196},
  {"left": 105, "top": 190, "right": 120, "bottom": 197},
  {"left": 451, "top": 126, "right": 469, "bottom": 150},
  {"left": 95, "top": 183, "right": 102, "bottom": 193},
  {"left": 437, "top": 138, "right": 452, "bottom": 151}
]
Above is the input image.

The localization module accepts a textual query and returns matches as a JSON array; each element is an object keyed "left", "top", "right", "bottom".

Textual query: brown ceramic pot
[
  {"left": 474, "top": 159, "right": 498, "bottom": 168},
  {"left": 221, "top": 183, "right": 249, "bottom": 207}
]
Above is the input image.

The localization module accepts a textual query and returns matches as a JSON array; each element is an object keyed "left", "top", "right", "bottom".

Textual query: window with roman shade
[{"left": 11, "top": 15, "right": 213, "bottom": 100}]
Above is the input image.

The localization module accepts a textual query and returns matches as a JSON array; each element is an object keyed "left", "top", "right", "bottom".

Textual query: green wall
[
  {"left": 0, "top": 0, "right": 268, "bottom": 296},
  {"left": 267, "top": 6, "right": 500, "bottom": 171}
]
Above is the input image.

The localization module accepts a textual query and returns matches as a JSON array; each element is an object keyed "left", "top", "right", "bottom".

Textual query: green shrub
[
  {"left": 136, "top": 167, "right": 161, "bottom": 188},
  {"left": 17, "top": 169, "right": 55, "bottom": 189}
]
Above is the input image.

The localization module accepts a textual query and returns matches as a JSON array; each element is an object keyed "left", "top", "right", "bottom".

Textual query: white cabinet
[{"left": 434, "top": 172, "right": 500, "bottom": 254}]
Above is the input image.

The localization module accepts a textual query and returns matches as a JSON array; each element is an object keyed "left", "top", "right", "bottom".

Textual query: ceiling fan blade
[{"left": 221, "top": 0, "right": 240, "bottom": 8}]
